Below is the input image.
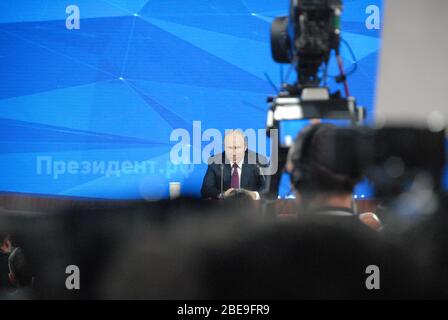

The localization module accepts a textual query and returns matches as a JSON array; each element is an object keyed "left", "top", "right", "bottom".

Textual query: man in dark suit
[{"left": 201, "top": 130, "right": 266, "bottom": 199}]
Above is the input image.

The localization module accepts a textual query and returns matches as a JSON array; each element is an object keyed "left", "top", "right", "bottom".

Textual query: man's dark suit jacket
[{"left": 201, "top": 151, "right": 266, "bottom": 199}]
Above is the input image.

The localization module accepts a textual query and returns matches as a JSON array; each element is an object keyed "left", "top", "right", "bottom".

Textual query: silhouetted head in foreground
[
  {"left": 100, "top": 208, "right": 431, "bottom": 299},
  {"left": 288, "top": 123, "right": 363, "bottom": 213}
]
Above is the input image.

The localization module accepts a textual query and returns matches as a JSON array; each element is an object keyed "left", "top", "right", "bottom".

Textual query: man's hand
[
  {"left": 359, "top": 212, "right": 383, "bottom": 231},
  {"left": 223, "top": 188, "right": 258, "bottom": 200},
  {"left": 248, "top": 191, "right": 258, "bottom": 200},
  {"left": 223, "top": 188, "right": 235, "bottom": 197},
  {"left": 0, "top": 238, "right": 12, "bottom": 254}
]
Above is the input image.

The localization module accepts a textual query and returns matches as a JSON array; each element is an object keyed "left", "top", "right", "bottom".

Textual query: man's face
[{"left": 224, "top": 133, "right": 246, "bottom": 164}]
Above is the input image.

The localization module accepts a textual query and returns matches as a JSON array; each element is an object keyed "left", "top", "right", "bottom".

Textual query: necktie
[{"left": 231, "top": 163, "right": 239, "bottom": 189}]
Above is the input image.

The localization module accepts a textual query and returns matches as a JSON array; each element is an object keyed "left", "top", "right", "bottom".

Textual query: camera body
[
  {"left": 327, "top": 126, "right": 446, "bottom": 198},
  {"left": 265, "top": 0, "right": 366, "bottom": 198},
  {"left": 267, "top": 0, "right": 360, "bottom": 127},
  {"left": 271, "top": 0, "right": 342, "bottom": 87}
]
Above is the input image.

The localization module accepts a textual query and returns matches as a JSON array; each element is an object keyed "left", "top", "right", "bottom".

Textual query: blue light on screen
[{"left": 0, "top": 0, "right": 383, "bottom": 199}]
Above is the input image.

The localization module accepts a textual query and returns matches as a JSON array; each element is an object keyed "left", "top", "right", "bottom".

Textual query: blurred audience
[
  {"left": 98, "top": 198, "right": 430, "bottom": 299},
  {"left": 1, "top": 124, "right": 447, "bottom": 299}
]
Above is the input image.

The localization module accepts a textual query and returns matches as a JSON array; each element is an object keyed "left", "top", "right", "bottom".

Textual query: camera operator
[{"left": 288, "top": 123, "right": 382, "bottom": 231}]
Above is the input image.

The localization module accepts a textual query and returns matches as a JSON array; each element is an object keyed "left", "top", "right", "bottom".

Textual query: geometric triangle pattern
[{"left": 0, "top": 0, "right": 382, "bottom": 199}]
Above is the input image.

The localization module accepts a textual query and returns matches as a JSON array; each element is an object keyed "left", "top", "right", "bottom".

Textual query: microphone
[{"left": 219, "top": 163, "right": 224, "bottom": 199}]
